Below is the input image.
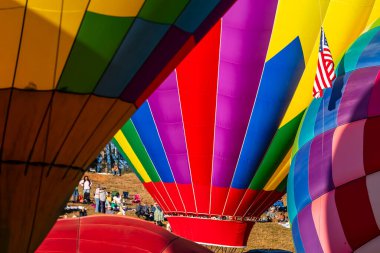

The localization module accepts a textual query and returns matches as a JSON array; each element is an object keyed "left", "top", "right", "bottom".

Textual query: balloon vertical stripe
[
  {"left": 212, "top": 0, "right": 278, "bottom": 189},
  {"left": 212, "top": 0, "right": 280, "bottom": 216},
  {"left": 308, "top": 130, "right": 334, "bottom": 201},
  {"left": 148, "top": 71, "right": 196, "bottom": 212},
  {"left": 177, "top": 21, "right": 221, "bottom": 214}
]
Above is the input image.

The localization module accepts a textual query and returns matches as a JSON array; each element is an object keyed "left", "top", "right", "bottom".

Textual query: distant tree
[{"left": 89, "top": 141, "right": 131, "bottom": 174}]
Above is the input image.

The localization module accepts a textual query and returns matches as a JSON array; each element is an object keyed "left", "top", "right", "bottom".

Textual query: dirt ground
[{"left": 64, "top": 172, "right": 294, "bottom": 252}]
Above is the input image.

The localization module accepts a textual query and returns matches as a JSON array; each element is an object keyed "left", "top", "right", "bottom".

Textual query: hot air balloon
[
  {"left": 0, "top": 0, "right": 237, "bottom": 252},
  {"left": 36, "top": 216, "right": 212, "bottom": 253},
  {"left": 113, "top": 0, "right": 380, "bottom": 249},
  {"left": 288, "top": 21, "right": 380, "bottom": 253}
]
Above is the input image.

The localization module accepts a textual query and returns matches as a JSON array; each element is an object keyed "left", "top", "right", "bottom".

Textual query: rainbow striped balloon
[
  {"left": 288, "top": 21, "right": 380, "bottom": 253},
  {"left": 114, "top": 0, "right": 379, "bottom": 248}
]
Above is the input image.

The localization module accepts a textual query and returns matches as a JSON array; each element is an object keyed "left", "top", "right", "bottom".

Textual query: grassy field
[{"left": 67, "top": 172, "right": 294, "bottom": 252}]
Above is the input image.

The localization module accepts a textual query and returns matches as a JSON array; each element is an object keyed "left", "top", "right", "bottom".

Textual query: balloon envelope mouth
[{"left": 167, "top": 216, "right": 255, "bottom": 248}]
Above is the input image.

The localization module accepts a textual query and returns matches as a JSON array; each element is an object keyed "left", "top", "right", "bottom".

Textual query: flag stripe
[
  {"left": 313, "top": 28, "right": 335, "bottom": 98},
  {"left": 318, "top": 55, "right": 331, "bottom": 87}
]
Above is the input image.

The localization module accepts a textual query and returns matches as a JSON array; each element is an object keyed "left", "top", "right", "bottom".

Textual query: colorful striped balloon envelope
[
  {"left": 288, "top": 20, "right": 380, "bottom": 253},
  {"left": 114, "top": 0, "right": 380, "bottom": 248},
  {"left": 0, "top": 0, "right": 237, "bottom": 252}
]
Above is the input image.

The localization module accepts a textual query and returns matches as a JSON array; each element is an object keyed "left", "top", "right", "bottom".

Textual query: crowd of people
[
  {"left": 135, "top": 202, "right": 165, "bottom": 226},
  {"left": 67, "top": 175, "right": 289, "bottom": 231},
  {"left": 68, "top": 175, "right": 165, "bottom": 227},
  {"left": 258, "top": 199, "right": 289, "bottom": 227}
]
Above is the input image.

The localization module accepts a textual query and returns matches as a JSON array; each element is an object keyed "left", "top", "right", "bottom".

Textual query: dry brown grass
[
  {"left": 247, "top": 223, "right": 294, "bottom": 252},
  {"left": 67, "top": 172, "right": 294, "bottom": 252}
]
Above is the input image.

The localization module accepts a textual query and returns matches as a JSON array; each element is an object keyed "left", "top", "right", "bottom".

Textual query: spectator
[
  {"left": 132, "top": 193, "right": 141, "bottom": 204},
  {"left": 113, "top": 193, "right": 122, "bottom": 206},
  {"left": 106, "top": 192, "right": 112, "bottom": 203},
  {"left": 79, "top": 176, "right": 92, "bottom": 204},
  {"left": 135, "top": 203, "right": 148, "bottom": 219},
  {"left": 99, "top": 187, "right": 107, "bottom": 213},
  {"left": 148, "top": 204, "right": 156, "bottom": 221},
  {"left": 72, "top": 186, "right": 79, "bottom": 203},
  {"left": 154, "top": 203, "right": 164, "bottom": 226},
  {"left": 112, "top": 164, "right": 119, "bottom": 176}
]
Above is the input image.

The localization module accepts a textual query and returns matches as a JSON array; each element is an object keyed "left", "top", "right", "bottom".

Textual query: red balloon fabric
[{"left": 36, "top": 216, "right": 212, "bottom": 253}]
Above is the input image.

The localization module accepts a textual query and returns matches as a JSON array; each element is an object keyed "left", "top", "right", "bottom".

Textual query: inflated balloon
[
  {"left": 37, "top": 216, "right": 212, "bottom": 253},
  {"left": 114, "top": 0, "right": 380, "bottom": 248},
  {"left": 288, "top": 22, "right": 380, "bottom": 253},
  {"left": 113, "top": 0, "right": 302, "bottom": 247},
  {"left": 0, "top": 1, "right": 236, "bottom": 252}
]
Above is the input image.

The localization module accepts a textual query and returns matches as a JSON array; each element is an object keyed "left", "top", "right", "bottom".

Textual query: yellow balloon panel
[
  {"left": 280, "top": 0, "right": 377, "bottom": 127},
  {"left": 14, "top": 0, "right": 62, "bottom": 90},
  {"left": 265, "top": 0, "right": 329, "bottom": 63},
  {"left": 88, "top": 0, "right": 144, "bottom": 17}
]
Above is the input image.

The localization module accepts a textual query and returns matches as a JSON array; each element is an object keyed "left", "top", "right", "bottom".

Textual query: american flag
[{"left": 313, "top": 28, "right": 335, "bottom": 98}]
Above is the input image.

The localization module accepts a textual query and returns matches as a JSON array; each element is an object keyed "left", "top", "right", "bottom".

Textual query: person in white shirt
[
  {"left": 113, "top": 194, "right": 121, "bottom": 205},
  {"left": 79, "top": 176, "right": 92, "bottom": 203}
]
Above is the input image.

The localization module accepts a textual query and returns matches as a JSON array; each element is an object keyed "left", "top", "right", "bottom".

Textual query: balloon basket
[{"left": 167, "top": 216, "right": 254, "bottom": 248}]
